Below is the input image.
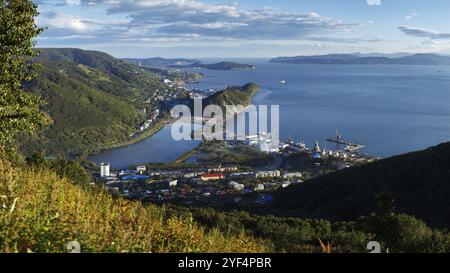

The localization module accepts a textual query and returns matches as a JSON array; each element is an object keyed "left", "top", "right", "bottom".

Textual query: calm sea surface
[{"left": 90, "top": 59, "right": 450, "bottom": 168}]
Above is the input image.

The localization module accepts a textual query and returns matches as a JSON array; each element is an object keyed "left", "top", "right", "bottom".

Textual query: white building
[
  {"left": 100, "top": 163, "right": 110, "bottom": 178},
  {"left": 228, "top": 181, "right": 245, "bottom": 191},
  {"left": 246, "top": 134, "right": 280, "bottom": 153},
  {"left": 255, "top": 170, "right": 281, "bottom": 178},
  {"left": 136, "top": 165, "right": 147, "bottom": 173},
  {"left": 167, "top": 179, "right": 178, "bottom": 187},
  {"left": 312, "top": 141, "right": 321, "bottom": 153},
  {"left": 230, "top": 172, "right": 254, "bottom": 178},
  {"left": 283, "top": 172, "right": 303, "bottom": 180},
  {"left": 254, "top": 184, "right": 265, "bottom": 191}
]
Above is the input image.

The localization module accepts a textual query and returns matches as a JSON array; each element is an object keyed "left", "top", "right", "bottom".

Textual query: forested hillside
[
  {"left": 266, "top": 142, "right": 450, "bottom": 229},
  {"left": 202, "top": 83, "right": 260, "bottom": 110},
  {"left": 21, "top": 48, "right": 181, "bottom": 156}
]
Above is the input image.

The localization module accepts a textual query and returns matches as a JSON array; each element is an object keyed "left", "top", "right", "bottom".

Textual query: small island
[
  {"left": 189, "top": 61, "right": 256, "bottom": 71},
  {"left": 122, "top": 57, "right": 201, "bottom": 67},
  {"left": 123, "top": 57, "right": 256, "bottom": 71}
]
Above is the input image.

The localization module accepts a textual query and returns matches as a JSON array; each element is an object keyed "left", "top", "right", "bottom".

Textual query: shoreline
[
  {"left": 172, "top": 87, "right": 261, "bottom": 165},
  {"left": 89, "top": 83, "right": 261, "bottom": 164},
  {"left": 172, "top": 141, "right": 206, "bottom": 165},
  {"left": 89, "top": 119, "right": 169, "bottom": 157}
]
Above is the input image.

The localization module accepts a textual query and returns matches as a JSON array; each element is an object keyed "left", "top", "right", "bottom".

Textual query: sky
[{"left": 34, "top": 0, "right": 450, "bottom": 58}]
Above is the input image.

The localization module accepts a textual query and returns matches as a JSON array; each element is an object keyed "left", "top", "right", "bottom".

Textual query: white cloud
[
  {"left": 422, "top": 40, "right": 441, "bottom": 48},
  {"left": 399, "top": 25, "right": 450, "bottom": 39},
  {"left": 405, "top": 12, "right": 418, "bottom": 20},
  {"left": 38, "top": 13, "right": 88, "bottom": 32},
  {"left": 38, "top": 0, "right": 363, "bottom": 42},
  {"left": 366, "top": 0, "right": 381, "bottom": 6},
  {"left": 66, "top": 0, "right": 81, "bottom": 5},
  {"left": 407, "top": 40, "right": 450, "bottom": 52},
  {"left": 37, "top": 0, "right": 392, "bottom": 56}
]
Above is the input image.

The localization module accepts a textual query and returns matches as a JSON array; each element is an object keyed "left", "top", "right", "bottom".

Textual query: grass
[
  {"left": 193, "top": 141, "right": 275, "bottom": 167},
  {"left": 0, "top": 158, "right": 269, "bottom": 253}
]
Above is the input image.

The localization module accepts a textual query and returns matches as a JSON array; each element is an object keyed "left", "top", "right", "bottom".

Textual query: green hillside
[
  {"left": 0, "top": 157, "right": 268, "bottom": 253},
  {"left": 265, "top": 142, "right": 450, "bottom": 229},
  {"left": 203, "top": 83, "right": 260, "bottom": 110},
  {"left": 21, "top": 48, "right": 181, "bottom": 156}
]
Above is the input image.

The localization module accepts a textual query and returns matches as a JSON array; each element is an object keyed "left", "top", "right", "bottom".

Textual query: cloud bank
[
  {"left": 38, "top": 0, "right": 364, "bottom": 43},
  {"left": 399, "top": 26, "right": 450, "bottom": 39}
]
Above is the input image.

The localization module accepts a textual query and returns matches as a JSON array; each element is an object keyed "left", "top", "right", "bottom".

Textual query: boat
[{"left": 280, "top": 80, "right": 286, "bottom": 84}]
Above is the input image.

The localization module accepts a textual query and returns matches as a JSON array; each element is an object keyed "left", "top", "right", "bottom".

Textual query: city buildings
[{"left": 255, "top": 170, "right": 281, "bottom": 179}]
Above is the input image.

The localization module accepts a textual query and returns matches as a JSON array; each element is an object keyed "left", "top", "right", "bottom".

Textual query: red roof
[{"left": 200, "top": 174, "right": 224, "bottom": 178}]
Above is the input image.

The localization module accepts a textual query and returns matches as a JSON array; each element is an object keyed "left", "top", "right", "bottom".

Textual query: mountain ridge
[
  {"left": 270, "top": 53, "right": 450, "bottom": 65},
  {"left": 22, "top": 48, "right": 181, "bottom": 156}
]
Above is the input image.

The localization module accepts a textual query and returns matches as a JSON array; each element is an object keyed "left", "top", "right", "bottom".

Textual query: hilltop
[
  {"left": 202, "top": 83, "right": 260, "bottom": 110},
  {"left": 21, "top": 48, "right": 182, "bottom": 156},
  {"left": 270, "top": 53, "right": 450, "bottom": 65}
]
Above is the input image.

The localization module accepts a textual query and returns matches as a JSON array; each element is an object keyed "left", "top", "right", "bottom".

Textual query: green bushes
[
  {"left": 357, "top": 213, "right": 448, "bottom": 253},
  {"left": 0, "top": 159, "right": 269, "bottom": 253},
  {"left": 194, "top": 141, "right": 275, "bottom": 167},
  {"left": 166, "top": 205, "right": 449, "bottom": 253}
]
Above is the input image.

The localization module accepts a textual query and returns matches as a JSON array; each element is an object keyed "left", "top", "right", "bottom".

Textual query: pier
[{"left": 326, "top": 130, "right": 365, "bottom": 151}]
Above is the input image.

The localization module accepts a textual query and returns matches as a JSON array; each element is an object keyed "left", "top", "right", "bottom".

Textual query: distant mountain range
[
  {"left": 122, "top": 57, "right": 200, "bottom": 68},
  {"left": 123, "top": 58, "right": 255, "bottom": 71},
  {"left": 270, "top": 53, "right": 450, "bottom": 65}
]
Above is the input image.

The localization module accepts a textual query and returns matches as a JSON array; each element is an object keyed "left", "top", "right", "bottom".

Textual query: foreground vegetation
[
  {"left": 167, "top": 200, "right": 450, "bottom": 253},
  {"left": 1, "top": 1, "right": 448, "bottom": 253},
  {"left": 0, "top": 157, "right": 268, "bottom": 253}
]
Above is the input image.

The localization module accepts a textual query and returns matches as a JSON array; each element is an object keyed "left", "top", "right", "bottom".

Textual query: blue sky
[{"left": 35, "top": 0, "right": 450, "bottom": 58}]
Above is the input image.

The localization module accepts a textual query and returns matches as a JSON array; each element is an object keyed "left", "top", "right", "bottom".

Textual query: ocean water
[
  {"left": 88, "top": 124, "right": 200, "bottom": 168},
  {"left": 90, "top": 60, "right": 450, "bottom": 167},
  {"left": 187, "top": 60, "right": 450, "bottom": 157}
]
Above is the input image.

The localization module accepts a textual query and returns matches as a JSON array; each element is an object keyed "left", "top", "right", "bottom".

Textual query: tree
[
  {"left": 375, "top": 192, "right": 396, "bottom": 217},
  {"left": 0, "top": 0, "right": 49, "bottom": 147}
]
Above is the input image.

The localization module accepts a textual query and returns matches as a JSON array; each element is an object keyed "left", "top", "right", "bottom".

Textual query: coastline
[
  {"left": 172, "top": 141, "right": 205, "bottom": 164},
  {"left": 173, "top": 85, "right": 261, "bottom": 165},
  {"left": 89, "top": 119, "right": 168, "bottom": 156},
  {"left": 89, "top": 83, "right": 261, "bottom": 164}
]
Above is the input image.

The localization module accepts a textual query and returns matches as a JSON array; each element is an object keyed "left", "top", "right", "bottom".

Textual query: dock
[{"left": 326, "top": 130, "right": 365, "bottom": 151}]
